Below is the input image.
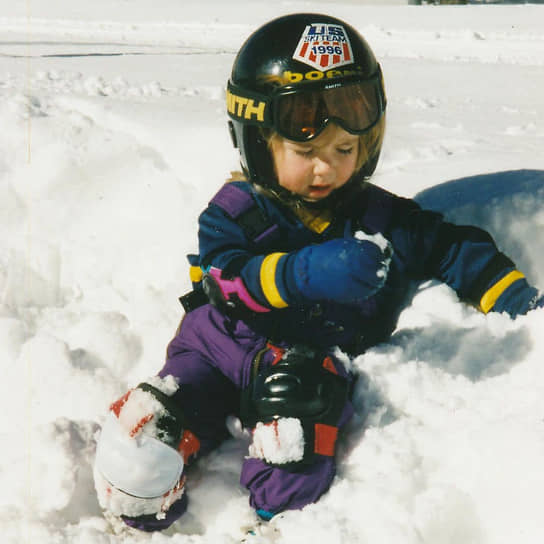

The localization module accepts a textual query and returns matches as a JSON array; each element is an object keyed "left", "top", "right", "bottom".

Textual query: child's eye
[
  {"left": 294, "top": 148, "right": 313, "bottom": 157},
  {"left": 337, "top": 147, "right": 354, "bottom": 155}
]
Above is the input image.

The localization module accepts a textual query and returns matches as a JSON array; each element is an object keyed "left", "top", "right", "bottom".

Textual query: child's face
[{"left": 269, "top": 124, "right": 359, "bottom": 202}]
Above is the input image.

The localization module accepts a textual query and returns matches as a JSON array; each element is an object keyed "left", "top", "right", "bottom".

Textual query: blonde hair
[{"left": 355, "top": 116, "right": 385, "bottom": 173}]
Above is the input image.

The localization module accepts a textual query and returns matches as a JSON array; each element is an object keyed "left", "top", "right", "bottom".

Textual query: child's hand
[
  {"left": 93, "top": 376, "right": 198, "bottom": 531},
  {"left": 491, "top": 283, "right": 544, "bottom": 317},
  {"left": 107, "top": 376, "right": 183, "bottom": 447},
  {"left": 289, "top": 237, "right": 392, "bottom": 306}
]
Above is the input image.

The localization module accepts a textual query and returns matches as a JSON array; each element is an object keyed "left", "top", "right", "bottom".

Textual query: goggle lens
[{"left": 276, "top": 79, "right": 382, "bottom": 141}]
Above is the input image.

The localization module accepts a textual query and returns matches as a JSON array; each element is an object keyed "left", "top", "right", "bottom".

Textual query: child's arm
[
  {"left": 198, "top": 200, "right": 391, "bottom": 312},
  {"left": 434, "top": 223, "right": 541, "bottom": 316},
  {"left": 390, "top": 205, "right": 542, "bottom": 317}
]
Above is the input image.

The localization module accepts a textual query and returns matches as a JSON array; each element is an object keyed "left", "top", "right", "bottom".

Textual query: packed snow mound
[{"left": 1, "top": 3, "right": 544, "bottom": 543}]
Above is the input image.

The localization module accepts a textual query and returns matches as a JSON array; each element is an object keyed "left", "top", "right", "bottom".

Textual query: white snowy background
[{"left": 2, "top": 1, "right": 544, "bottom": 542}]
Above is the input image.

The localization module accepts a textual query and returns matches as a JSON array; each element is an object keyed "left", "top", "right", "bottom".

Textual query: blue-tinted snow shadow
[
  {"left": 414, "top": 169, "right": 544, "bottom": 211},
  {"left": 390, "top": 324, "right": 532, "bottom": 381}
]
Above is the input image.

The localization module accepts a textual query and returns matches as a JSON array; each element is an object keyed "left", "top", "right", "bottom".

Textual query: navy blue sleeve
[
  {"left": 197, "top": 202, "right": 286, "bottom": 309},
  {"left": 197, "top": 183, "right": 540, "bottom": 317},
  {"left": 387, "top": 201, "right": 540, "bottom": 316}
]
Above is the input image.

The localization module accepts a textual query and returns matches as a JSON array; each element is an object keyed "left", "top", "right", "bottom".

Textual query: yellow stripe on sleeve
[
  {"left": 190, "top": 265, "right": 203, "bottom": 283},
  {"left": 479, "top": 270, "right": 525, "bottom": 314},
  {"left": 260, "top": 253, "right": 289, "bottom": 309}
]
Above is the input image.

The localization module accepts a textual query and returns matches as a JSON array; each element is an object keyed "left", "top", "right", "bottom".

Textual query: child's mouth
[{"left": 309, "top": 185, "right": 332, "bottom": 197}]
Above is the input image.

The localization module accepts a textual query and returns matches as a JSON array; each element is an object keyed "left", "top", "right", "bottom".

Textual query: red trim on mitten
[{"left": 110, "top": 390, "right": 131, "bottom": 417}]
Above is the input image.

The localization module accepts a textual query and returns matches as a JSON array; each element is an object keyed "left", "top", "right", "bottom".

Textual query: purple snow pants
[{"left": 126, "top": 304, "right": 352, "bottom": 531}]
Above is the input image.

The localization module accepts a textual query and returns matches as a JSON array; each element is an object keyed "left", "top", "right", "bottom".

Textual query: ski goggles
[{"left": 227, "top": 71, "right": 385, "bottom": 142}]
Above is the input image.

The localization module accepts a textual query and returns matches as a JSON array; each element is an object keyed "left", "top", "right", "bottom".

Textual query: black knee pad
[{"left": 240, "top": 344, "right": 350, "bottom": 468}]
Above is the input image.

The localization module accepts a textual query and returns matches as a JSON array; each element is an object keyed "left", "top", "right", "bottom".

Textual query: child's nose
[{"left": 313, "top": 156, "right": 333, "bottom": 178}]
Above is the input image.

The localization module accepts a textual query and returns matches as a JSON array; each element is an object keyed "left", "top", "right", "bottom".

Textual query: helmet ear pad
[{"left": 234, "top": 122, "right": 276, "bottom": 185}]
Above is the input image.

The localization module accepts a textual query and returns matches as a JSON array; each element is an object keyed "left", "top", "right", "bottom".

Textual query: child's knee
[{"left": 240, "top": 456, "right": 336, "bottom": 516}]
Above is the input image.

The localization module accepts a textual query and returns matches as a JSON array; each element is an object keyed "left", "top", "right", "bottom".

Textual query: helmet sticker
[{"left": 293, "top": 24, "right": 354, "bottom": 72}]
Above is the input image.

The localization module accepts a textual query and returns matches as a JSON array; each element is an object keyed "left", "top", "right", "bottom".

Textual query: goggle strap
[{"left": 226, "top": 82, "right": 272, "bottom": 126}]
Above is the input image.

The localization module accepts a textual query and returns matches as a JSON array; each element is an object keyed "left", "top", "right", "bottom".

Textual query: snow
[
  {"left": 1, "top": 1, "right": 544, "bottom": 542},
  {"left": 249, "top": 419, "right": 306, "bottom": 465},
  {"left": 353, "top": 231, "right": 392, "bottom": 278}
]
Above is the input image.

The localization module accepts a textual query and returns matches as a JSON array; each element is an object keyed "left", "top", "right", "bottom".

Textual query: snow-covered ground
[{"left": 2, "top": 1, "right": 544, "bottom": 542}]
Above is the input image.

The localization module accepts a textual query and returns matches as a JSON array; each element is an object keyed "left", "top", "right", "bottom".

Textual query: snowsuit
[{"left": 123, "top": 179, "right": 540, "bottom": 531}]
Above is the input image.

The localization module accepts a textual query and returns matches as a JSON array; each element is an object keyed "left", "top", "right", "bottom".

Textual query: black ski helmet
[{"left": 227, "top": 13, "right": 386, "bottom": 188}]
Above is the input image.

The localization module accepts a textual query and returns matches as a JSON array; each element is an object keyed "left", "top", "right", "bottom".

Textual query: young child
[{"left": 93, "top": 13, "right": 543, "bottom": 532}]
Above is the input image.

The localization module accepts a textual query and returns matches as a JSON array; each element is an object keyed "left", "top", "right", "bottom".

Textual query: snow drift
[{"left": 1, "top": 2, "right": 544, "bottom": 543}]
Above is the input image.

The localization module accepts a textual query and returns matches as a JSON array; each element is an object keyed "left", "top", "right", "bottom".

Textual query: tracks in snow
[{"left": 1, "top": 15, "right": 544, "bottom": 65}]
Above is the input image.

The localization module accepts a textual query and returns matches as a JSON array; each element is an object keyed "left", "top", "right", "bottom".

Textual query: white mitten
[
  {"left": 94, "top": 375, "right": 199, "bottom": 521},
  {"left": 248, "top": 417, "right": 305, "bottom": 465}
]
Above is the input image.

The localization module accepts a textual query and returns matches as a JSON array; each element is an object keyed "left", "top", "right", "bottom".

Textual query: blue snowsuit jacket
[{"left": 192, "top": 180, "right": 534, "bottom": 354}]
